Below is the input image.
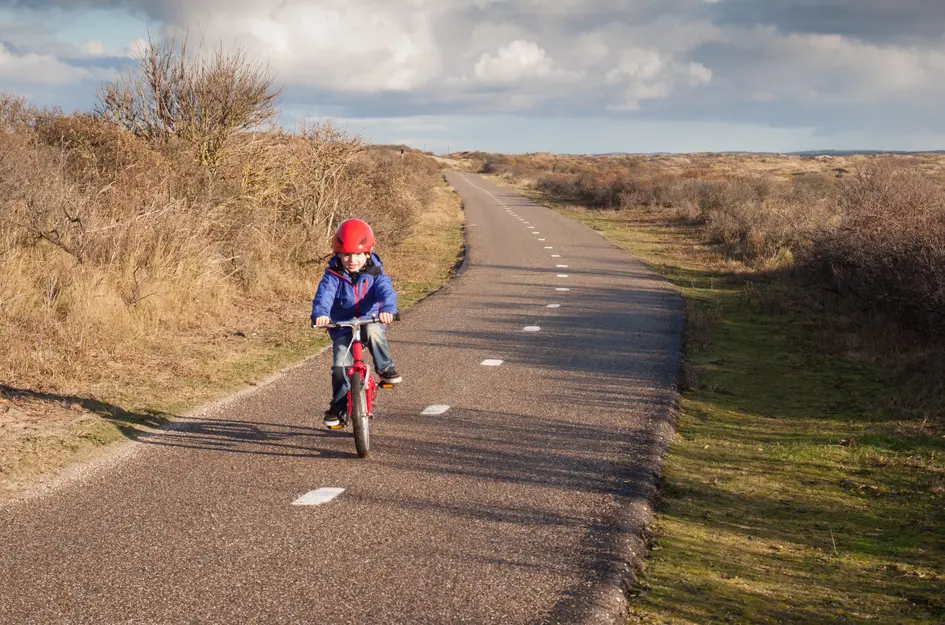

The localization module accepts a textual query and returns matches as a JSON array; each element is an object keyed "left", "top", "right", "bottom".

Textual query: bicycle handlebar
[{"left": 313, "top": 313, "right": 400, "bottom": 329}]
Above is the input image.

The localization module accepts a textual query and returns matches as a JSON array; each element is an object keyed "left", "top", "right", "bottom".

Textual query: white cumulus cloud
[
  {"left": 6, "top": 0, "right": 945, "bottom": 143},
  {"left": 474, "top": 40, "right": 554, "bottom": 84}
]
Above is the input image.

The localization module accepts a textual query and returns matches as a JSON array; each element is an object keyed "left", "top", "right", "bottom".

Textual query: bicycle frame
[
  {"left": 346, "top": 333, "right": 377, "bottom": 417},
  {"left": 323, "top": 316, "right": 389, "bottom": 417},
  {"left": 314, "top": 314, "right": 395, "bottom": 457}
]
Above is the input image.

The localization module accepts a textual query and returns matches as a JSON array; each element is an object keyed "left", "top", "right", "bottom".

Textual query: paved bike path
[{"left": 0, "top": 172, "right": 683, "bottom": 624}]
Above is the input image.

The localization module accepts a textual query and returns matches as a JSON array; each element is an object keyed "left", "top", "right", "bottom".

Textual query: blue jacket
[{"left": 311, "top": 253, "right": 398, "bottom": 340}]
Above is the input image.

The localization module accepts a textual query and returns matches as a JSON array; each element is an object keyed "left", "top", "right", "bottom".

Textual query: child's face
[{"left": 340, "top": 252, "right": 369, "bottom": 273}]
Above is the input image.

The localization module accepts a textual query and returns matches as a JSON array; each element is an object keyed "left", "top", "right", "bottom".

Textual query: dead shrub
[
  {"left": 1, "top": 91, "right": 441, "bottom": 393},
  {"left": 803, "top": 161, "right": 945, "bottom": 335},
  {"left": 96, "top": 36, "right": 280, "bottom": 167},
  {"left": 33, "top": 113, "right": 167, "bottom": 184},
  {"left": 0, "top": 92, "right": 35, "bottom": 132}
]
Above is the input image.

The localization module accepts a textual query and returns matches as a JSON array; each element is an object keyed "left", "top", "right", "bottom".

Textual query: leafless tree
[{"left": 96, "top": 36, "right": 280, "bottom": 167}]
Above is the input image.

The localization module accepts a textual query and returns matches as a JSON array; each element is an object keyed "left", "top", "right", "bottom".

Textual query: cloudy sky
[{"left": 3, "top": 1, "right": 945, "bottom": 153}]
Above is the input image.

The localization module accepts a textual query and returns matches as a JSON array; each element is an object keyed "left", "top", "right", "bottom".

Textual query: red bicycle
[{"left": 315, "top": 315, "right": 395, "bottom": 458}]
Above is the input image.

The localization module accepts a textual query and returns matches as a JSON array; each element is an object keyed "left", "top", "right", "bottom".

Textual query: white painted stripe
[
  {"left": 544, "top": 246, "right": 553, "bottom": 249},
  {"left": 556, "top": 287, "right": 570, "bottom": 291},
  {"left": 422, "top": 405, "right": 450, "bottom": 415},
  {"left": 293, "top": 488, "right": 345, "bottom": 506},
  {"left": 551, "top": 254, "right": 561, "bottom": 257},
  {"left": 538, "top": 239, "right": 546, "bottom": 241},
  {"left": 527, "top": 226, "right": 535, "bottom": 229},
  {"left": 523, "top": 326, "right": 541, "bottom": 332},
  {"left": 531, "top": 232, "right": 540, "bottom": 235},
  {"left": 547, "top": 304, "right": 561, "bottom": 308},
  {"left": 557, "top": 274, "right": 569, "bottom": 278},
  {"left": 556, "top": 264, "right": 569, "bottom": 268},
  {"left": 480, "top": 359, "right": 504, "bottom": 366}
]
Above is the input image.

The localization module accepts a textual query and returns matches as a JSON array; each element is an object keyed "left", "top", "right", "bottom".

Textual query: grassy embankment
[
  {"left": 476, "top": 153, "right": 944, "bottom": 624},
  {"left": 0, "top": 174, "right": 463, "bottom": 500},
  {"left": 0, "top": 41, "right": 466, "bottom": 499},
  {"left": 0, "top": 174, "right": 463, "bottom": 499}
]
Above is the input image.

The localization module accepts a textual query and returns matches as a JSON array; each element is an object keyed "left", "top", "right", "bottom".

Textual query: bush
[
  {"left": 476, "top": 149, "right": 945, "bottom": 335},
  {"left": 803, "top": 162, "right": 945, "bottom": 335},
  {"left": 96, "top": 37, "right": 280, "bottom": 167},
  {"left": 0, "top": 94, "right": 441, "bottom": 391}
]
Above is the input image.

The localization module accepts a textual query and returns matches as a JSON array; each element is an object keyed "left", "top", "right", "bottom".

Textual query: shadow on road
[{"left": 0, "top": 384, "right": 355, "bottom": 459}]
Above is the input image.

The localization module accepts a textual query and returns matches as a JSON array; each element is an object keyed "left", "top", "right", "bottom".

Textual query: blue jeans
[{"left": 329, "top": 323, "right": 394, "bottom": 414}]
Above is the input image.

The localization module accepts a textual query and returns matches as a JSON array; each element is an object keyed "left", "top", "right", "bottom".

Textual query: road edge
[
  {"left": 398, "top": 173, "right": 471, "bottom": 322},
  {"left": 468, "top": 171, "right": 685, "bottom": 625},
  {"left": 580, "top": 357, "right": 682, "bottom": 625}
]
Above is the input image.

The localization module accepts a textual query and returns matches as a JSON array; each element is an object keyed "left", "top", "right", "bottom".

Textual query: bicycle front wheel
[{"left": 350, "top": 372, "right": 370, "bottom": 458}]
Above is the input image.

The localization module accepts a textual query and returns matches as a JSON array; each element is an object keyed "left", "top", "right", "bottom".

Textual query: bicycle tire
[{"left": 350, "top": 372, "right": 370, "bottom": 458}]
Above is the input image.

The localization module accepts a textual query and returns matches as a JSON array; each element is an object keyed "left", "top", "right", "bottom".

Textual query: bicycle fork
[{"left": 347, "top": 340, "right": 378, "bottom": 416}]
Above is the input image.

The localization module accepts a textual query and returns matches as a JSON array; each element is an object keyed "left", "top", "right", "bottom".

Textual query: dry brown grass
[
  {"left": 0, "top": 81, "right": 456, "bottom": 497},
  {"left": 0, "top": 110, "right": 436, "bottom": 394}
]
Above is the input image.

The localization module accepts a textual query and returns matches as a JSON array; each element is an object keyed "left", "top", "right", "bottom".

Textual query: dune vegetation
[
  {"left": 461, "top": 150, "right": 945, "bottom": 624},
  {"left": 0, "top": 39, "right": 464, "bottom": 497}
]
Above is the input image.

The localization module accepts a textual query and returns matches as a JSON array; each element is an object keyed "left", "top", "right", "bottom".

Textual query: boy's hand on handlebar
[
  {"left": 379, "top": 312, "right": 394, "bottom": 324},
  {"left": 314, "top": 315, "right": 331, "bottom": 327}
]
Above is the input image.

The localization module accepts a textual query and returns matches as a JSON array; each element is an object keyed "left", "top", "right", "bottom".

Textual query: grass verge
[
  {"left": 0, "top": 175, "right": 465, "bottom": 500},
  {"left": 506, "top": 183, "right": 944, "bottom": 624}
]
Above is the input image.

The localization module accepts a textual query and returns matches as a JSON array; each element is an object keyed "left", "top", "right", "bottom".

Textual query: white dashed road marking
[
  {"left": 556, "top": 288, "right": 570, "bottom": 291},
  {"left": 523, "top": 326, "right": 541, "bottom": 332},
  {"left": 547, "top": 304, "right": 561, "bottom": 308},
  {"left": 293, "top": 488, "right": 345, "bottom": 506},
  {"left": 422, "top": 405, "right": 451, "bottom": 415},
  {"left": 556, "top": 265, "right": 569, "bottom": 268},
  {"left": 480, "top": 359, "right": 504, "bottom": 366},
  {"left": 557, "top": 274, "right": 569, "bottom": 278}
]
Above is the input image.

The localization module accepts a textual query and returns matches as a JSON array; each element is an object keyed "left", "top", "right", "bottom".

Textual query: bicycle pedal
[{"left": 379, "top": 382, "right": 394, "bottom": 389}]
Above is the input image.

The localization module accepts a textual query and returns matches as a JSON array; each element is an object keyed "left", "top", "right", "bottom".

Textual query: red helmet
[{"left": 333, "top": 218, "right": 375, "bottom": 254}]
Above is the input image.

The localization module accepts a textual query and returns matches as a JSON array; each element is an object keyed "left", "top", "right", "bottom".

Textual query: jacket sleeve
[
  {"left": 312, "top": 271, "right": 340, "bottom": 320},
  {"left": 374, "top": 273, "right": 398, "bottom": 314}
]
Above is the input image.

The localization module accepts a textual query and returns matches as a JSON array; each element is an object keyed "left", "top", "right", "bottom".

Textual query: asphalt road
[{"left": 0, "top": 172, "right": 683, "bottom": 625}]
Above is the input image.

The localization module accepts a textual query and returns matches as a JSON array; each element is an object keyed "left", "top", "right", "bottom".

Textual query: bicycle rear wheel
[{"left": 350, "top": 372, "right": 370, "bottom": 458}]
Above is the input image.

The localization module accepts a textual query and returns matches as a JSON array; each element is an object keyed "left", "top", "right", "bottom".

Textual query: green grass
[{"left": 541, "top": 203, "right": 944, "bottom": 624}]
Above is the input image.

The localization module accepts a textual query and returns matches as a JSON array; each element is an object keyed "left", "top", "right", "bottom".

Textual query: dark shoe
[
  {"left": 378, "top": 367, "right": 402, "bottom": 384},
  {"left": 323, "top": 409, "right": 346, "bottom": 429}
]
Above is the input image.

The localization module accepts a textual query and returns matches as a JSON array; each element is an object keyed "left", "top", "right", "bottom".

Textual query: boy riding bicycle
[{"left": 311, "top": 218, "right": 402, "bottom": 429}]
